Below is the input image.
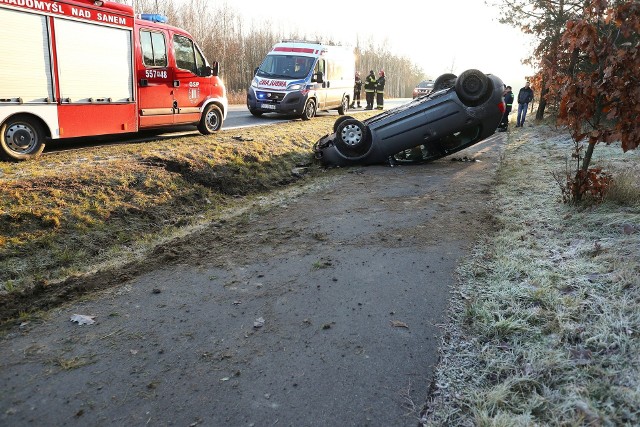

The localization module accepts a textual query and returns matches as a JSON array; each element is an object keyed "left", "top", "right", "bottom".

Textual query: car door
[
  {"left": 313, "top": 59, "right": 327, "bottom": 109},
  {"left": 172, "top": 33, "right": 209, "bottom": 124},
  {"left": 137, "top": 27, "right": 175, "bottom": 128}
]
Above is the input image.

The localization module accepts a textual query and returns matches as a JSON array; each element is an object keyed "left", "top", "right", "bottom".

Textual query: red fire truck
[{"left": 0, "top": 0, "right": 228, "bottom": 161}]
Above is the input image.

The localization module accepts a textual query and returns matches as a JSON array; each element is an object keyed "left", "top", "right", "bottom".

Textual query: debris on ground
[{"left": 70, "top": 314, "right": 96, "bottom": 325}]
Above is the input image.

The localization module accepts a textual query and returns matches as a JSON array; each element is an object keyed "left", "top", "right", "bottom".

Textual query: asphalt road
[{"left": 0, "top": 131, "right": 506, "bottom": 426}]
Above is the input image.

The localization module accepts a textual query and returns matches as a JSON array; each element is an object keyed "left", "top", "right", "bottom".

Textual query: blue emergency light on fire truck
[
  {"left": 247, "top": 40, "right": 355, "bottom": 121},
  {"left": 0, "top": 0, "right": 228, "bottom": 161}
]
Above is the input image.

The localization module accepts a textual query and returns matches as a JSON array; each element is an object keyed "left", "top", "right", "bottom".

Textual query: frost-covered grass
[{"left": 422, "top": 124, "right": 640, "bottom": 426}]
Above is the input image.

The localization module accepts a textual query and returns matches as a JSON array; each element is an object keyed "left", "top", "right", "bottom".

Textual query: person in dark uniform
[
  {"left": 350, "top": 72, "right": 362, "bottom": 108},
  {"left": 364, "top": 70, "right": 376, "bottom": 110},
  {"left": 375, "top": 70, "right": 386, "bottom": 110},
  {"left": 498, "top": 85, "right": 513, "bottom": 131},
  {"left": 516, "top": 81, "right": 534, "bottom": 127}
]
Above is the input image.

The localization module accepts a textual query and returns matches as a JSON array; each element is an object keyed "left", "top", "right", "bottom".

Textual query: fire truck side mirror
[{"left": 210, "top": 61, "right": 219, "bottom": 77}]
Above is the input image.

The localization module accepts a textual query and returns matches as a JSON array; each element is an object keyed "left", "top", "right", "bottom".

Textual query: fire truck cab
[{"left": 0, "top": 0, "right": 227, "bottom": 161}]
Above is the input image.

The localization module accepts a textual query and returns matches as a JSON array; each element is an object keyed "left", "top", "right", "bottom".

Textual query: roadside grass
[
  {"left": 0, "top": 112, "right": 376, "bottom": 319},
  {"left": 422, "top": 124, "right": 640, "bottom": 426}
]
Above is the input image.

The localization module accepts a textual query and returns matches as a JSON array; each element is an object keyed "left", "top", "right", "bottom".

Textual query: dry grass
[
  {"left": 0, "top": 112, "right": 376, "bottom": 306},
  {"left": 422, "top": 124, "right": 640, "bottom": 426}
]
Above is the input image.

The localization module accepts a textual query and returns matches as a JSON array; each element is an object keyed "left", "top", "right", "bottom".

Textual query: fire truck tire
[
  {"left": 198, "top": 104, "right": 223, "bottom": 134},
  {"left": 455, "top": 69, "right": 492, "bottom": 107},
  {"left": 0, "top": 115, "right": 46, "bottom": 161},
  {"left": 433, "top": 73, "right": 457, "bottom": 92},
  {"left": 301, "top": 99, "right": 316, "bottom": 121},
  {"left": 337, "top": 96, "right": 349, "bottom": 115}
]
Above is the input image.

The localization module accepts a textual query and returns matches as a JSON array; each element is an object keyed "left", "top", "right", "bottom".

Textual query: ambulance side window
[
  {"left": 140, "top": 30, "right": 167, "bottom": 67},
  {"left": 174, "top": 34, "right": 198, "bottom": 74},
  {"left": 313, "top": 59, "right": 325, "bottom": 82}
]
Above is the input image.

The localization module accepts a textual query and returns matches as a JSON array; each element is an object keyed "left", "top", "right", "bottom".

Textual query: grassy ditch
[
  {"left": 422, "top": 124, "right": 640, "bottom": 426},
  {"left": 0, "top": 112, "right": 375, "bottom": 321}
]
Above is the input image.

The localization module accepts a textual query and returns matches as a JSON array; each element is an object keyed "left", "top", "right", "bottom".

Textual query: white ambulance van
[
  {"left": 0, "top": 0, "right": 228, "bottom": 161},
  {"left": 247, "top": 41, "right": 355, "bottom": 120}
]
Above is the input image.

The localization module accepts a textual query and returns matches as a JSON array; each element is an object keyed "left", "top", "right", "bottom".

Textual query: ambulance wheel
[
  {"left": 333, "top": 115, "right": 354, "bottom": 133},
  {"left": 249, "top": 109, "right": 263, "bottom": 117},
  {"left": 455, "top": 69, "right": 492, "bottom": 107},
  {"left": 198, "top": 104, "right": 223, "bottom": 134},
  {"left": 0, "top": 115, "right": 46, "bottom": 161},
  {"left": 301, "top": 99, "right": 316, "bottom": 121},
  {"left": 334, "top": 119, "right": 372, "bottom": 158},
  {"left": 337, "top": 96, "right": 349, "bottom": 115},
  {"left": 433, "top": 73, "right": 457, "bottom": 92}
]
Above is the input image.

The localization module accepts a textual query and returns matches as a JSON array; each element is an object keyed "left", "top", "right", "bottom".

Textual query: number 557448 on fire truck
[{"left": 0, "top": 0, "right": 228, "bottom": 161}]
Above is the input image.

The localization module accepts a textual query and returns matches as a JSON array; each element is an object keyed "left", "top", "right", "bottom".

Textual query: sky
[
  {"left": 152, "top": 0, "right": 536, "bottom": 91},
  {"left": 229, "top": 0, "right": 536, "bottom": 91}
]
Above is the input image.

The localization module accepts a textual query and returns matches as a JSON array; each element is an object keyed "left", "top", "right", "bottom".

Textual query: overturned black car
[{"left": 313, "top": 69, "right": 505, "bottom": 167}]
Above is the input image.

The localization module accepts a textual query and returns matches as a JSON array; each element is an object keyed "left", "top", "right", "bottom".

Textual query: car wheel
[
  {"left": 0, "top": 115, "right": 46, "bottom": 161},
  {"left": 334, "top": 119, "right": 372, "bottom": 159},
  {"left": 197, "top": 104, "right": 223, "bottom": 134},
  {"left": 301, "top": 99, "right": 316, "bottom": 121},
  {"left": 333, "top": 115, "right": 355, "bottom": 133},
  {"left": 455, "top": 69, "right": 493, "bottom": 107},
  {"left": 249, "top": 109, "right": 263, "bottom": 117},
  {"left": 337, "top": 96, "right": 348, "bottom": 115},
  {"left": 433, "top": 73, "right": 457, "bottom": 92}
]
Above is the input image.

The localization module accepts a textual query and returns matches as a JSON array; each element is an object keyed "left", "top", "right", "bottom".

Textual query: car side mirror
[{"left": 313, "top": 71, "right": 324, "bottom": 83}]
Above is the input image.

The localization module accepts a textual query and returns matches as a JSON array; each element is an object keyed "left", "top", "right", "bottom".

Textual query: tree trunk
[
  {"left": 535, "top": 80, "right": 548, "bottom": 120},
  {"left": 582, "top": 141, "right": 596, "bottom": 171}
]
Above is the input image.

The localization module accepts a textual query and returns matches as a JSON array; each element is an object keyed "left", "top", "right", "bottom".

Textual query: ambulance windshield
[{"left": 256, "top": 55, "right": 315, "bottom": 79}]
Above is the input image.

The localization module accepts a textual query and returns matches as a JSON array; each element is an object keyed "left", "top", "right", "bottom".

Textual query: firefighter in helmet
[
  {"left": 364, "top": 70, "right": 377, "bottom": 110},
  {"left": 375, "top": 70, "right": 386, "bottom": 110}
]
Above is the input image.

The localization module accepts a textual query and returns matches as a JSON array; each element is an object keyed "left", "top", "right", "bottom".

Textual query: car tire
[
  {"left": 0, "top": 115, "right": 46, "bottom": 161},
  {"left": 197, "top": 104, "right": 223, "bottom": 134},
  {"left": 455, "top": 69, "right": 493, "bottom": 107},
  {"left": 334, "top": 119, "right": 372, "bottom": 159},
  {"left": 433, "top": 73, "right": 457, "bottom": 92},
  {"left": 249, "top": 109, "right": 263, "bottom": 117},
  {"left": 301, "top": 99, "right": 316, "bottom": 121},
  {"left": 333, "top": 115, "right": 355, "bottom": 133}
]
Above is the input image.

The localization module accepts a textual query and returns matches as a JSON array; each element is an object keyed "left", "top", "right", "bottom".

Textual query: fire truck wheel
[
  {"left": 198, "top": 104, "right": 223, "bottom": 134},
  {"left": 0, "top": 115, "right": 46, "bottom": 161},
  {"left": 301, "top": 99, "right": 316, "bottom": 121},
  {"left": 337, "top": 96, "right": 349, "bottom": 115}
]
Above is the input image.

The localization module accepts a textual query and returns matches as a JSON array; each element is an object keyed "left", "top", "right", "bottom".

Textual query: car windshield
[
  {"left": 256, "top": 54, "right": 315, "bottom": 79},
  {"left": 417, "top": 81, "right": 433, "bottom": 88}
]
